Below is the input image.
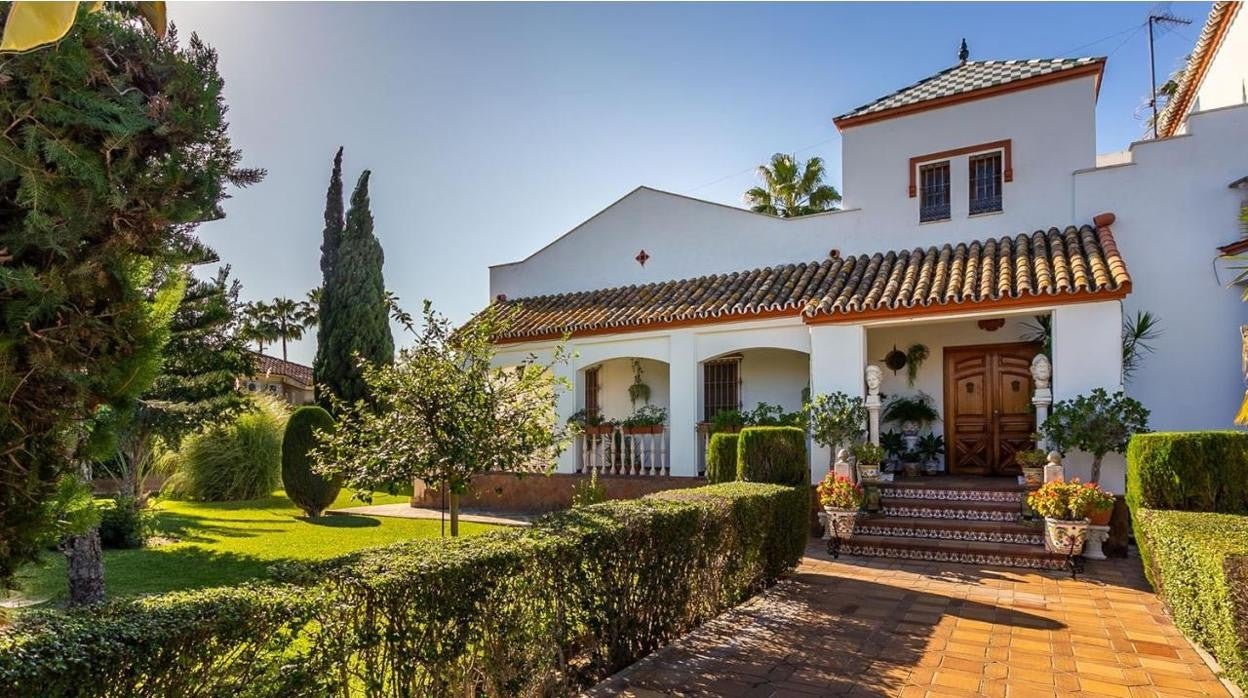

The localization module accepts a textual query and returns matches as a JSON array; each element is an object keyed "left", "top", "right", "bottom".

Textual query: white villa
[{"left": 485, "top": 3, "right": 1248, "bottom": 497}]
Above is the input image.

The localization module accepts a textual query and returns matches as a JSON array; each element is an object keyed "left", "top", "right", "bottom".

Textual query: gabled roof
[
  {"left": 488, "top": 221, "right": 1131, "bottom": 341},
  {"left": 251, "top": 352, "right": 313, "bottom": 386},
  {"left": 1156, "top": 1, "right": 1242, "bottom": 138},
  {"left": 834, "top": 57, "right": 1105, "bottom": 129}
]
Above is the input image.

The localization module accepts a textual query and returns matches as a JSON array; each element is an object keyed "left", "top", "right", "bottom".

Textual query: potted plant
[
  {"left": 621, "top": 404, "right": 667, "bottom": 435},
  {"left": 804, "top": 392, "right": 867, "bottom": 469},
  {"left": 1073, "top": 481, "right": 1116, "bottom": 526},
  {"left": 1042, "top": 388, "right": 1149, "bottom": 484},
  {"left": 627, "top": 359, "right": 650, "bottom": 408},
  {"left": 817, "top": 472, "right": 864, "bottom": 539},
  {"left": 851, "top": 442, "right": 885, "bottom": 482},
  {"left": 916, "top": 433, "right": 944, "bottom": 474},
  {"left": 708, "top": 409, "right": 745, "bottom": 434},
  {"left": 880, "top": 430, "right": 906, "bottom": 473},
  {"left": 1027, "top": 479, "right": 1091, "bottom": 555},
  {"left": 1016, "top": 447, "right": 1048, "bottom": 487},
  {"left": 882, "top": 393, "right": 940, "bottom": 453},
  {"left": 744, "top": 402, "right": 804, "bottom": 427},
  {"left": 567, "top": 409, "right": 615, "bottom": 436}
]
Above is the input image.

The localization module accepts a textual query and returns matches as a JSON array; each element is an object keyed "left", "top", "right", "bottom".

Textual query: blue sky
[{"left": 175, "top": 2, "right": 1209, "bottom": 365}]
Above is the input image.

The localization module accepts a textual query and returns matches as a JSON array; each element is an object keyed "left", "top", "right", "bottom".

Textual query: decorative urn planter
[
  {"left": 1021, "top": 467, "right": 1044, "bottom": 487},
  {"left": 902, "top": 459, "right": 921, "bottom": 478},
  {"left": 856, "top": 463, "right": 881, "bottom": 482},
  {"left": 822, "top": 507, "right": 859, "bottom": 539},
  {"left": 1044, "top": 518, "right": 1090, "bottom": 555},
  {"left": 922, "top": 459, "right": 940, "bottom": 475}
]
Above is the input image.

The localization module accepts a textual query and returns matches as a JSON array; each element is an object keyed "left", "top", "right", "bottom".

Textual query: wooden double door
[{"left": 944, "top": 343, "right": 1040, "bottom": 476}]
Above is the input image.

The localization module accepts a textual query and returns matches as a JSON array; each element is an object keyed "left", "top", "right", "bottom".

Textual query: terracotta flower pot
[
  {"left": 583, "top": 424, "right": 615, "bottom": 436},
  {"left": 1089, "top": 506, "right": 1113, "bottom": 526},
  {"left": 1044, "top": 518, "right": 1089, "bottom": 555},
  {"left": 622, "top": 424, "right": 664, "bottom": 435}
]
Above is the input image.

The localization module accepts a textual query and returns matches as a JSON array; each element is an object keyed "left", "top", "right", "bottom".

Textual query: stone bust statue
[
  {"left": 865, "top": 364, "right": 882, "bottom": 394},
  {"left": 1030, "top": 354, "right": 1052, "bottom": 389}
]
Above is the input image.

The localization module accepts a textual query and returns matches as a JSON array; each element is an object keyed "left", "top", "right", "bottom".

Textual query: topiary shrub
[
  {"left": 163, "top": 396, "right": 289, "bottom": 502},
  {"left": 97, "top": 495, "right": 149, "bottom": 550},
  {"left": 736, "top": 426, "right": 807, "bottom": 486},
  {"left": 282, "top": 406, "right": 341, "bottom": 517},
  {"left": 1134, "top": 509, "right": 1248, "bottom": 691},
  {"left": 705, "top": 432, "right": 739, "bottom": 484},
  {"left": 1126, "top": 431, "right": 1248, "bottom": 515}
]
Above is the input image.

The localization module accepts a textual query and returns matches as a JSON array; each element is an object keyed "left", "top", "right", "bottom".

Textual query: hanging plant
[
  {"left": 905, "top": 344, "right": 929, "bottom": 386},
  {"left": 628, "top": 359, "right": 651, "bottom": 407}
]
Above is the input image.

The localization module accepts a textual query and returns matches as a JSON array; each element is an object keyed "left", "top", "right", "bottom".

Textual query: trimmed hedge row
[
  {"left": 737, "top": 427, "right": 807, "bottom": 487},
  {"left": 1126, "top": 431, "right": 1248, "bottom": 515},
  {"left": 705, "top": 433, "right": 739, "bottom": 484},
  {"left": 1133, "top": 509, "right": 1248, "bottom": 691},
  {"left": 0, "top": 482, "right": 806, "bottom": 697}
]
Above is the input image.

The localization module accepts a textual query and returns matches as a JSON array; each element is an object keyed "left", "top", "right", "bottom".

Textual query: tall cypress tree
[
  {"left": 312, "top": 148, "right": 345, "bottom": 400},
  {"left": 315, "top": 170, "right": 394, "bottom": 408}
]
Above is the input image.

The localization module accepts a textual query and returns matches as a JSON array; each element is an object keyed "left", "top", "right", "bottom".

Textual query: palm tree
[
  {"left": 267, "top": 296, "right": 308, "bottom": 361},
  {"left": 744, "top": 153, "right": 842, "bottom": 218},
  {"left": 240, "top": 301, "right": 278, "bottom": 354},
  {"left": 299, "top": 287, "right": 322, "bottom": 329}
]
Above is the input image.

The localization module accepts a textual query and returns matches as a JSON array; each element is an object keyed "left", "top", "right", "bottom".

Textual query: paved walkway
[
  {"left": 589, "top": 541, "right": 1233, "bottom": 697},
  {"left": 327, "top": 502, "right": 532, "bottom": 526}
]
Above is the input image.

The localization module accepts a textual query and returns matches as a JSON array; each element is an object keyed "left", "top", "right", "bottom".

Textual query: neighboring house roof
[
  {"left": 488, "top": 222, "right": 1131, "bottom": 341},
  {"left": 251, "top": 352, "right": 313, "bottom": 387},
  {"left": 1156, "top": 1, "right": 1242, "bottom": 139},
  {"left": 834, "top": 57, "right": 1105, "bottom": 129}
]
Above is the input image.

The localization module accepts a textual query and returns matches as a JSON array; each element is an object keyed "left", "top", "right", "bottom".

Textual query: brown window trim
[{"left": 908, "top": 139, "right": 1012, "bottom": 198}]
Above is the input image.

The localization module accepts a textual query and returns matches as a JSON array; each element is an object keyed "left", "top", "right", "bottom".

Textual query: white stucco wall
[
  {"left": 1194, "top": 11, "right": 1248, "bottom": 117},
  {"left": 583, "top": 357, "right": 670, "bottom": 422},
  {"left": 1074, "top": 104, "right": 1248, "bottom": 433},
  {"left": 739, "top": 349, "right": 810, "bottom": 415}
]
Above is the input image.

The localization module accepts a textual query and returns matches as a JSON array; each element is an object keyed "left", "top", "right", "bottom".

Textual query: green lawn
[{"left": 10, "top": 490, "right": 499, "bottom": 605}]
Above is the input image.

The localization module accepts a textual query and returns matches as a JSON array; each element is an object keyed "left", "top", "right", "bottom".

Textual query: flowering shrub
[
  {"left": 817, "top": 474, "right": 863, "bottom": 510},
  {"left": 1072, "top": 481, "right": 1115, "bottom": 516},
  {"left": 1027, "top": 478, "right": 1096, "bottom": 520}
]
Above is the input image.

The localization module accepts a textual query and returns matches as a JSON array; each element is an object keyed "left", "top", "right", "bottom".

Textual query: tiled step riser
[
  {"left": 841, "top": 542, "right": 1066, "bottom": 570},
  {"left": 854, "top": 523, "right": 1044, "bottom": 546},
  {"left": 881, "top": 503, "right": 1021, "bottom": 522},
  {"left": 879, "top": 487, "right": 1024, "bottom": 504}
]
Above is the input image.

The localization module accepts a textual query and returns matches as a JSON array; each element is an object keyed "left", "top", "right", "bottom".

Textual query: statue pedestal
[{"left": 1083, "top": 524, "right": 1110, "bottom": 560}]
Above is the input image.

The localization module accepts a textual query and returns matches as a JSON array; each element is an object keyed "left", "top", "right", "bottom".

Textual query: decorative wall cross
[{"left": 635, "top": 249, "right": 650, "bottom": 267}]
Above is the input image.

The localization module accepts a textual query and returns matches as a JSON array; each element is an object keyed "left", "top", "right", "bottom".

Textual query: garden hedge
[
  {"left": 0, "top": 482, "right": 806, "bottom": 697},
  {"left": 736, "top": 426, "right": 807, "bottom": 487},
  {"left": 704, "top": 433, "right": 739, "bottom": 484},
  {"left": 1133, "top": 509, "right": 1248, "bottom": 691},
  {"left": 1126, "top": 431, "right": 1248, "bottom": 515}
]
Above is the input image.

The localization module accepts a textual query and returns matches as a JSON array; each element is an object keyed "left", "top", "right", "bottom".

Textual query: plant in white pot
[
  {"left": 881, "top": 393, "right": 940, "bottom": 453},
  {"left": 851, "top": 442, "right": 885, "bottom": 482},
  {"left": 817, "top": 472, "right": 864, "bottom": 539},
  {"left": 1027, "top": 479, "right": 1092, "bottom": 555},
  {"left": 1016, "top": 433, "right": 1048, "bottom": 487}
]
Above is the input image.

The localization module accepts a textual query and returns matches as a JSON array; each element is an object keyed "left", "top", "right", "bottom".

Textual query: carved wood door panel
[{"left": 945, "top": 343, "right": 1039, "bottom": 476}]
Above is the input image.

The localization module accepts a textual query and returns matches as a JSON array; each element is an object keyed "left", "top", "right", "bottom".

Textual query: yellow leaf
[
  {"left": 136, "top": 1, "right": 166, "bottom": 38},
  {"left": 0, "top": 1, "right": 80, "bottom": 53}
]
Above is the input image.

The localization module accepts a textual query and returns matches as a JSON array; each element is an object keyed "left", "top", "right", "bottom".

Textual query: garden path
[
  {"left": 327, "top": 502, "right": 532, "bottom": 526},
  {"left": 588, "top": 541, "right": 1233, "bottom": 697}
]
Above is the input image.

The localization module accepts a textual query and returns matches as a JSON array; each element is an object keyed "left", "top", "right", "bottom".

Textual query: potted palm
[
  {"left": 621, "top": 404, "right": 666, "bottom": 435},
  {"left": 851, "top": 442, "right": 885, "bottom": 482},
  {"left": 882, "top": 393, "right": 940, "bottom": 453},
  {"left": 916, "top": 433, "right": 944, "bottom": 475},
  {"left": 880, "top": 430, "right": 906, "bottom": 473},
  {"left": 817, "top": 473, "right": 863, "bottom": 539},
  {"left": 1027, "top": 479, "right": 1091, "bottom": 555}
]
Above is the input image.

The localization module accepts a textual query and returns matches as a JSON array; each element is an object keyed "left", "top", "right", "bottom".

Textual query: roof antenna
[
  {"left": 958, "top": 38, "right": 969, "bottom": 63},
  {"left": 1146, "top": 10, "right": 1191, "bottom": 138}
]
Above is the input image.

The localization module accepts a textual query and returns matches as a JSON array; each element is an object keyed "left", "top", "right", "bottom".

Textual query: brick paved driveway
[{"left": 588, "top": 540, "right": 1232, "bottom": 697}]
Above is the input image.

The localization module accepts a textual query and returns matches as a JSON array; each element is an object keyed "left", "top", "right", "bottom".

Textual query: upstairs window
[
  {"left": 703, "top": 356, "right": 741, "bottom": 421},
  {"left": 969, "top": 152, "right": 1003, "bottom": 215},
  {"left": 919, "top": 161, "right": 951, "bottom": 222},
  {"left": 584, "top": 367, "right": 600, "bottom": 418}
]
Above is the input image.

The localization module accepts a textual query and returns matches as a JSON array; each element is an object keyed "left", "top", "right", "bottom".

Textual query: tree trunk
[
  {"left": 449, "top": 492, "right": 460, "bottom": 537},
  {"left": 64, "top": 461, "right": 105, "bottom": 607},
  {"left": 63, "top": 529, "right": 105, "bottom": 606},
  {"left": 1090, "top": 454, "right": 1103, "bottom": 485}
]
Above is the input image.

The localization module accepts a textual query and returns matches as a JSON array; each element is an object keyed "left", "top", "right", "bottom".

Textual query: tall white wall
[
  {"left": 808, "top": 324, "right": 867, "bottom": 483},
  {"left": 1194, "top": 11, "right": 1248, "bottom": 117},
  {"left": 1074, "top": 104, "right": 1248, "bottom": 433},
  {"left": 739, "top": 349, "right": 809, "bottom": 415}
]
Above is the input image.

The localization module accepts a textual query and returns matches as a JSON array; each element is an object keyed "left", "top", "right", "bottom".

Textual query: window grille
[
  {"left": 919, "top": 161, "right": 951, "bottom": 222},
  {"left": 703, "top": 357, "right": 741, "bottom": 420},
  {"left": 584, "top": 367, "right": 600, "bottom": 418},
  {"left": 969, "top": 152, "right": 1003, "bottom": 215}
]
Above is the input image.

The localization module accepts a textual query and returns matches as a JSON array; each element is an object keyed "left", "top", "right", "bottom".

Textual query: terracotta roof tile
[
  {"left": 251, "top": 352, "right": 313, "bottom": 386},
  {"left": 489, "top": 224, "right": 1131, "bottom": 341}
]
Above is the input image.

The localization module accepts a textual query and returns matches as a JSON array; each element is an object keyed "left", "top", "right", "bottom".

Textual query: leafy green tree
[
  {"left": 1043, "top": 388, "right": 1150, "bottom": 485},
  {"left": 314, "top": 304, "right": 571, "bottom": 535},
  {"left": 804, "top": 392, "right": 866, "bottom": 468},
  {"left": 313, "top": 169, "right": 395, "bottom": 408},
  {"left": 0, "top": 13, "right": 260, "bottom": 589},
  {"left": 744, "top": 153, "right": 842, "bottom": 218}
]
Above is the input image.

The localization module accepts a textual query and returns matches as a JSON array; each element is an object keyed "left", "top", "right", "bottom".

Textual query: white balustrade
[{"left": 578, "top": 426, "right": 670, "bottom": 476}]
